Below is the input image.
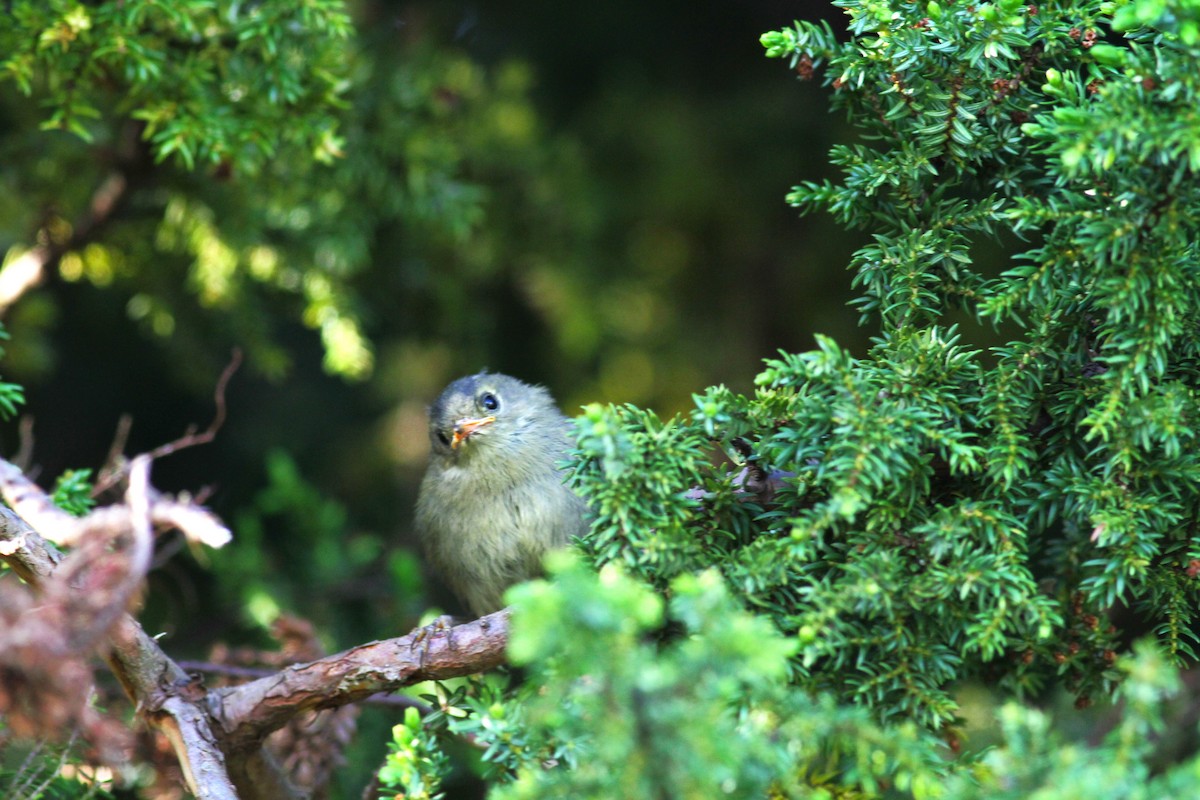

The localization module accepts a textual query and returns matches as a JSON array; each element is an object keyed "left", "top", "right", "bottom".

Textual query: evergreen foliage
[
  {"left": 0, "top": 327, "right": 25, "bottom": 419},
  {"left": 1, "top": 0, "right": 351, "bottom": 168},
  {"left": 383, "top": 561, "right": 1200, "bottom": 798},
  {"left": 760, "top": 0, "right": 1200, "bottom": 716},
  {"left": 0, "top": 2, "right": 566, "bottom": 380},
  {"left": 389, "top": 0, "right": 1200, "bottom": 794},
  {"left": 49, "top": 469, "right": 95, "bottom": 518},
  {"left": 0, "top": 733, "right": 115, "bottom": 800},
  {"left": 382, "top": 558, "right": 949, "bottom": 799},
  {"left": 5, "top": 0, "right": 1200, "bottom": 795}
]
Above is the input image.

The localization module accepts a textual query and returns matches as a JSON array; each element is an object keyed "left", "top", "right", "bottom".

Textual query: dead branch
[
  {"left": 0, "top": 457, "right": 79, "bottom": 544},
  {"left": 0, "top": 456, "right": 232, "bottom": 550},
  {"left": 0, "top": 452, "right": 511, "bottom": 799},
  {"left": 0, "top": 457, "right": 240, "bottom": 799}
]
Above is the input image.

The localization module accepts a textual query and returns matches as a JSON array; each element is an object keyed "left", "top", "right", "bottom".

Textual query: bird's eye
[
  {"left": 436, "top": 430, "right": 451, "bottom": 447},
  {"left": 480, "top": 392, "right": 500, "bottom": 412}
]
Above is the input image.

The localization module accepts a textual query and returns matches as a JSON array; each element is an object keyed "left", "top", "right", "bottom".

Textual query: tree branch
[
  {"left": 211, "top": 611, "right": 510, "bottom": 751},
  {"left": 178, "top": 660, "right": 439, "bottom": 712},
  {"left": 0, "top": 504, "right": 63, "bottom": 581}
]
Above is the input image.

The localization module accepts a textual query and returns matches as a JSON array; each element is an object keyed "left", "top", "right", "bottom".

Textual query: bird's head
[{"left": 427, "top": 372, "right": 562, "bottom": 463}]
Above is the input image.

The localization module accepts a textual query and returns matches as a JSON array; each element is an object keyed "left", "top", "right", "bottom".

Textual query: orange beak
[{"left": 450, "top": 415, "right": 496, "bottom": 449}]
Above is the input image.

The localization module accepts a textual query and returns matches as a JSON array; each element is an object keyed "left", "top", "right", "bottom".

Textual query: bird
[{"left": 416, "top": 371, "right": 589, "bottom": 618}]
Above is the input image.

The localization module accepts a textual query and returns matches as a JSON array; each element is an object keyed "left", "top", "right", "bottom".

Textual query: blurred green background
[{"left": 0, "top": 0, "right": 862, "bottom": 790}]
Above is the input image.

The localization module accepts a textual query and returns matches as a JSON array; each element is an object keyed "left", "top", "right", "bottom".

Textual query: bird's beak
[{"left": 451, "top": 415, "right": 496, "bottom": 449}]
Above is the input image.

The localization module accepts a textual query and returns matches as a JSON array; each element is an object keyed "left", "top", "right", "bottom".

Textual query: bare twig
[
  {"left": 94, "top": 414, "right": 134, "bottom": 497},
  {"left": 149, "top": 347, "right": 242, "bottom": 461},
  {"left": 94, "top": 348, "right": 242, "bottom": 497},
  {"left": 178, "top": 662, "right": 280, "bottom": 681}
]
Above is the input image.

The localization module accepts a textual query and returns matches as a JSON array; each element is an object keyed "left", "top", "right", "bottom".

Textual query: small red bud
[{"left": 795, "top": 54, "right": 815, "bottom": 80}]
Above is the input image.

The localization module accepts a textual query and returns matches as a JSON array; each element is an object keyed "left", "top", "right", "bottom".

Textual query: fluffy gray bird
[{"left": 416, "top": 371, "right": 588, "bottom": 617}]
